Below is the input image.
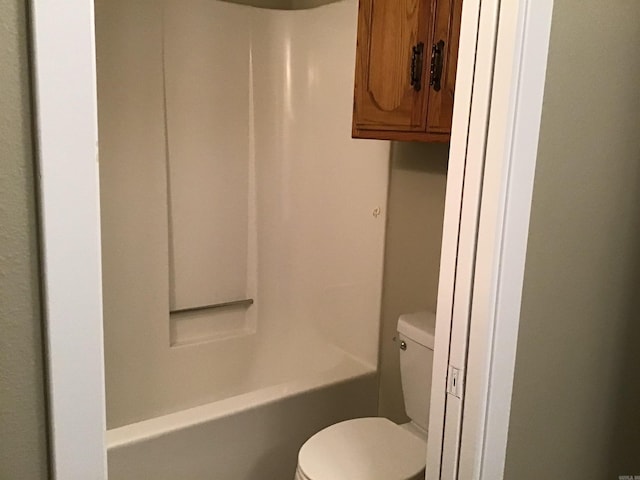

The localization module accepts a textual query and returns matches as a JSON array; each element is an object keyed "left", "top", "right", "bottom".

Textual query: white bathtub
[{"left": 107, "top": 352, "right": 377, "bottom": 479}]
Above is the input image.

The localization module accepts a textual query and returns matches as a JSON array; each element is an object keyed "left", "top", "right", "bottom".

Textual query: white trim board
[
  {"left": 30, "top": 0, "right": 108, "bottom": 478},
  {"left": 458, "top": 0, "right": 554, "bottom": 478}
]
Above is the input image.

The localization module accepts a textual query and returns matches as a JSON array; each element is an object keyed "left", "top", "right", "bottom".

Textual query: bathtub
[{"left": 106, "top": 351, "right": 377, "bottom": 480}]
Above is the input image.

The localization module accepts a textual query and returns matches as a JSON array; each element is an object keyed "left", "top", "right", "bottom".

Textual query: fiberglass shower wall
[{"left": 97, "top": 0, "right": 390, "bottom": 428}]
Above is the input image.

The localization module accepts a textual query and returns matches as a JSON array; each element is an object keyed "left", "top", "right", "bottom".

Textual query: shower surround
[{"left": 97, "top": 0, "right": 389, "bottom": 477}]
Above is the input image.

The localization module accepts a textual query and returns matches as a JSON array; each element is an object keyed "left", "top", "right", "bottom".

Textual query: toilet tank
[{"left": 397, "top": 311, "right": 436, "bottom": 433}]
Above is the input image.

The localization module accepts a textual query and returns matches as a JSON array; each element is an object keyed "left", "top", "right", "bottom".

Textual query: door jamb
[
  {"left": 30, "top": 0, "right": 108, "bottom": 478},
  {"left": 457, "top": 0, "right": 554, "bottom": 478}
]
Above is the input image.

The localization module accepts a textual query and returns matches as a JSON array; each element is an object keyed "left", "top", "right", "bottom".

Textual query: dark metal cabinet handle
[
  {"left": 430, "top": 40, "right": 445, "bottom": 92},
  {"left": 410, "top": 42, "right": 425, "bottom": 91}
]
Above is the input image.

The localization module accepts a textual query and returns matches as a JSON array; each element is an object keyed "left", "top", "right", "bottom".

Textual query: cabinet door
[
  {"left": 353, "top": 0, "right": 433, "bottom": 133},
  {"left": 425, "top": 0, "right": 463, "bottom": 134}
]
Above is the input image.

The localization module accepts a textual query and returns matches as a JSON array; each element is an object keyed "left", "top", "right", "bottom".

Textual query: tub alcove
[{"left": 97, "top": 0, "right": 390, "bottom": 477}]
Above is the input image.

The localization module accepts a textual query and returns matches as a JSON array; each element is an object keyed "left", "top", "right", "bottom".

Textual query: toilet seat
[{"left": 297, "top": 417, "right": 427, "bottom": 480}]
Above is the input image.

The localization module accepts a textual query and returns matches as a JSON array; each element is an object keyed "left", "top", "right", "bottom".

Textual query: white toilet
[{"left": 295, "top": 311, "right": 436, "bottom": 480}]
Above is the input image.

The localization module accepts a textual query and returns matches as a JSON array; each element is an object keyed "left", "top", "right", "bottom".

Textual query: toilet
[{"left": 295, "top": 311, "right": 436, "bottom": 480}]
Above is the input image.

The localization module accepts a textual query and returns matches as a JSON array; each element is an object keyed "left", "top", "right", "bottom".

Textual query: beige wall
[
  {"left": 378, "top": 142, "right": 448, "bottom": 422},
  {"left": 504, "top": 1, "right": 640, "bottom": 478},
  {"left": 0, "top": 0, "right": 49, "bottom": 478}
]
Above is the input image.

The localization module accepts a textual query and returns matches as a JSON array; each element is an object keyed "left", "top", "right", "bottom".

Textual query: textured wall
[
  {"left": 0, "top": 0, "right": 49, "bottom": 478},
  {"left": 504, "top": 1, "right": 640, "bottom": 478},
  {"left": 378, "top": 142, "right": 448, "bottom": 423}
]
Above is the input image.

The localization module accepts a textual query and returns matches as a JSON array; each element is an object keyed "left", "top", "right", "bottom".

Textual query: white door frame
[
  {"left": 30, "top": 1, "right": 108, "bottom": 478},
  {"left": 457, "top": 0, "right": 554, "bottom": 477},
  {"left": 29, "top": 0, "right": 553, "bottom": 478}
]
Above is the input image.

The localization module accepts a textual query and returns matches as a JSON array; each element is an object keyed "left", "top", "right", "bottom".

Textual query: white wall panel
[
  {"left": 98, "top": 0, "right": 389, "bottom": 429},
  {"left": 165, "top": 0, "right": 252, "bottom": 312}
]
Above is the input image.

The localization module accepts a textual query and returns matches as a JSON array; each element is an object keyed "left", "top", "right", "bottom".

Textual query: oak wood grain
[
  {"left": 352, "top": 0, "right": 432, "bottom": 131},
  {"left": 352, "top": 0, "right": 463, "bottom": 143}
]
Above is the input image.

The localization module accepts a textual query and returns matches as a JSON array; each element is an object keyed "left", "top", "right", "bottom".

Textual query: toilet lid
[{"left": 298, "top": 417, "right": 427, "bottom": 480}]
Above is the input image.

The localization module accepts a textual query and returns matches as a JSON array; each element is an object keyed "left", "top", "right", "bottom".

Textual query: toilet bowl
[
  {"left": 295, "top": 417, "right": 426, "bottom": 480},
  {"left": 295, "top": 311, "right": 436, "bottom": 480}
]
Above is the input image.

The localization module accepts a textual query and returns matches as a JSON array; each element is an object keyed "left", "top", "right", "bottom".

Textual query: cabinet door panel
[
  {"left": 425, "top": 0, "right": 463, "bottom": 133},
  {"left": 353, "top": 0, "right": 432, "bottom": 132}
]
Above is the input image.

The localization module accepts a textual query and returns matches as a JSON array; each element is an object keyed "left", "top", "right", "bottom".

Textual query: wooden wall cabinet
[{"left": 352, "top": 0, "right": 463, "bottom": 142}]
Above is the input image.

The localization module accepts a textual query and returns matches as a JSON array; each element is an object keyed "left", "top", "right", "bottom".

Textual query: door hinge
[{"left": 447, "top": 365, "right": 464, "bottom": 399}]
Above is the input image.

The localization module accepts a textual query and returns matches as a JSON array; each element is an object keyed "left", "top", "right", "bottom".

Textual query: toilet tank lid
[{"left": 397, "top": 311, "right": 436, "bottom": 349}]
